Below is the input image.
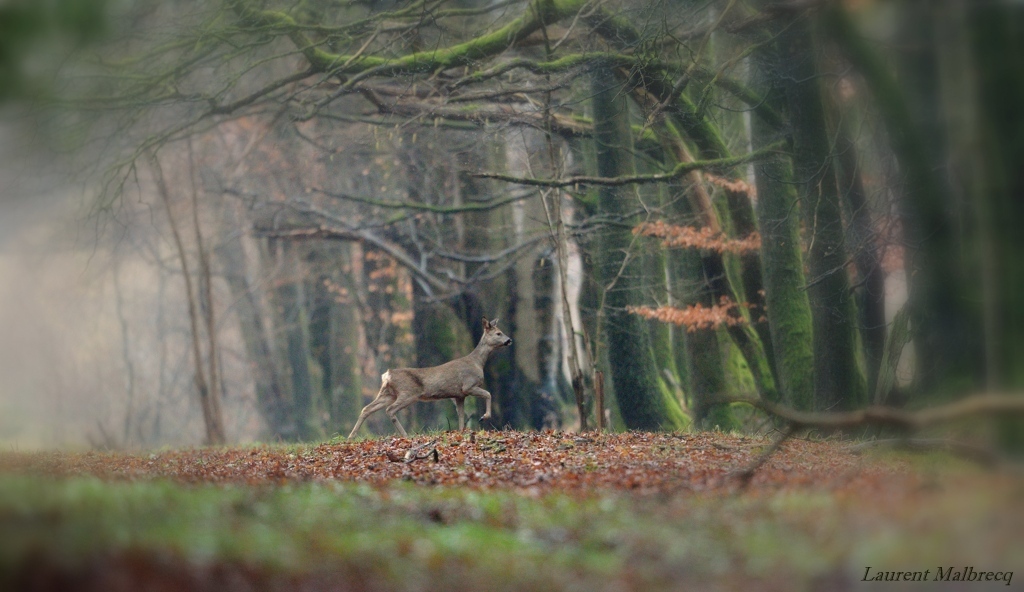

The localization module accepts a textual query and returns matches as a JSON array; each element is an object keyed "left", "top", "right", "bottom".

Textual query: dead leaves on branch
[
  {"left": 704, "top": 173, "right": 757, "bottom": 197},
  {"left": 628, "top": 297, "right": 748, "bottom": 332},
  {"left": 630, "top": 220, "right": 760, "bottom": 331},
  {"left": 0, "top": 432, "right": 914, "bottom": 497},
  {"left": 633, "top": 220, "right": 761, "bottom": 254}
]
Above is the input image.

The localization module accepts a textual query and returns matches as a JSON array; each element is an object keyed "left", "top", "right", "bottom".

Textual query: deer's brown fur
[{"left": 347, "top": 317, "right": 512, "bottom": 438}]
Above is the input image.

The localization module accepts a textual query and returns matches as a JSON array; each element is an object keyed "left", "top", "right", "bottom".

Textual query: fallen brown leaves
[{"left": 0, "top": 432, "right": 915, "bottom": 496}]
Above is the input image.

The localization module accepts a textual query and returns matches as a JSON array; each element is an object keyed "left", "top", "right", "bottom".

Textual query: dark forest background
[{"left": 1, "top": 0, "right": 1021, "bottom": 448}]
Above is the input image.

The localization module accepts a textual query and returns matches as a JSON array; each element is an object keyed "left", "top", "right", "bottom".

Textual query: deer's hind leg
[
  {"left": 453, "top": 397, "right": 466, "bottom": 431},
  {"left": 347, "top": 378, "right": 396, "bottom": 438},
  {"left": 384, "top": 395, "right": 418, "bottom": 437}
]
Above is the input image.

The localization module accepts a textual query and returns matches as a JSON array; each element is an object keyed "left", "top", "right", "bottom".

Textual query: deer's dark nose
[{"left": 504, "top": 338, "right": 513, "bottom": 346}]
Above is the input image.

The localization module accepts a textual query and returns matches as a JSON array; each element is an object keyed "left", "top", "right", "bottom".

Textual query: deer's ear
[
  {"left": 482, "top": 317, "right": 491, "bottom": 330},
  {"left": 490, "top": 317, "right": 500, "bottom": 327}
]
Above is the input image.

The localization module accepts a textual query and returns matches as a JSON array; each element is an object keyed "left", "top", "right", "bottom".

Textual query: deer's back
[{"left": 388, "top": 358, "right": 482, "bottom": 400}]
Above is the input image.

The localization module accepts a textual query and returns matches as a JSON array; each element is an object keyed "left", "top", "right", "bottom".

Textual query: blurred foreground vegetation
[{"left": 1, "top": 437, "right": 1022, "bottom": 590}]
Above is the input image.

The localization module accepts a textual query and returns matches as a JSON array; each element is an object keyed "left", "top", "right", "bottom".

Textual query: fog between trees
[{"left": 1, "top": 0, "right": 1020, "bottom": 448}]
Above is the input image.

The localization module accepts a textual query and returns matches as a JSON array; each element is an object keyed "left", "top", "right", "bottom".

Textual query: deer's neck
[{"left": 467, "top": 339, "right": 495, "bottom": 368}]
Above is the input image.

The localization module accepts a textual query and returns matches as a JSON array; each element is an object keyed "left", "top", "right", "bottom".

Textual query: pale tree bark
[{"left": 215, "top": 201, "right": 290, "bottom": 438}]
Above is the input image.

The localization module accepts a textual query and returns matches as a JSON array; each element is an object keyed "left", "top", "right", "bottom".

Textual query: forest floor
[{"left": 0, "top": 431, "right": 1021, "bottom": 591}]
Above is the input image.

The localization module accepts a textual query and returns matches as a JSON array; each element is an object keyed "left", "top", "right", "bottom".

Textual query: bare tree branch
[
  {"left": 473, "top": 140, "right": 787, "bottom": 188},
  {"left": 723, "top": 393, "right": 1024, "bottom": 431}
]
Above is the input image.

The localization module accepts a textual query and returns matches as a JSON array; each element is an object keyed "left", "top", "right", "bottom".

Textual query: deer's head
[{"left": 482, "top": 317, "right": 512, "bottom": 348}]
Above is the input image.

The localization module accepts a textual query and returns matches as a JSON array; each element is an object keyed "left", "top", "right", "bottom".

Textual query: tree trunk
[
  {"left": 151, "top": 154, "right": 226, "bottom": 445},
  {"left": 824, "top": 4, "right": 978, "bottom": 397},
  {"left": 504, "top": 129, "right": 558, "bottom": 429},
  {"left": 275, "top": 242, "right": 318, "bottom": 440},
  {"left": 834, "top": 124, "right": 886, "bottom": 399},
  {"left": 591, "top": 63, "right": 688, "bottom": 431},
  {"left": 966, "top": 3, "right": 1024, "bottom": 449},
  {"left": 675, "top": 247, "right": 731, "bottom": 429},
  {"left": 779, "top": 15, "right": 866, "bottom": 411},
  {"left": 326, "top": 242, "right": 364, "bottom": 435},
  {"left": 750, "top": 41, "right": 816, "bottom": 411},
  {"left": 215, "top": 204, "right": 290, "bottom": 438},
  {"left": 461, "top": 162, "right": 520, "bottom": 429},
  {"left": 412, "top": 284, "right": 472, "bottom": 429}
]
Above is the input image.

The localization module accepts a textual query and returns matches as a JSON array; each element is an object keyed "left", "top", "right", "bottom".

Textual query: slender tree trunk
[
  {"left": 189, "top": 157, "right": 226, "bottom": 444},
  {"left": 276, "top": 242, "right": 317, "bottom": 440},
  {"left": 675, "top": 248, "right": 731, "bottom": 429},
  {"left": 151, "top": 154, "right": 226, "bottom": 445},
  {"left": 326, "top": 242, "right": 364, "bottom": 435},
  {"left": 112, "top": 258, "right": 137, "bottom": 446},
  {"left": 215, "top": 204, "right": 289, "bottom": 438},
  {"left": 508, "top": 136, "right": 560, "bottom": 429},
  {"left": 835, "top": 124, "right": 886, "bottom": 399},
  {"left": 651, "top": 124, "right": 736, "bottom": 427}
]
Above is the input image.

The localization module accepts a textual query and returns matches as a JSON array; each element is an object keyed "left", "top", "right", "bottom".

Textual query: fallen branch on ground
[
  {"left": 724, "top": 393, "right": 1024, "bottom": 431},
  {"left": 724, "top": 393, "right": 1024, "bottom": 483}
]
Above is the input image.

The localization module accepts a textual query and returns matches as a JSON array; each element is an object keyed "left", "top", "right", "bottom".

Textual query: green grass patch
[{"left": 0, "top": 452, "right": 1020, "bottom": 590}]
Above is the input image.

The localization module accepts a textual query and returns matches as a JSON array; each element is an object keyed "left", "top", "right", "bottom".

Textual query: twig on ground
[
  {"left": 385, "top": 439, "right": 439, "bottom": 463},
  {"left": 730, "top": 425, "right": 796, "bottom": 488}
]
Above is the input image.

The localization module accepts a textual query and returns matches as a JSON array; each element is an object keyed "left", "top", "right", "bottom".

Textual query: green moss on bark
[{"left": 591, "top": 65, "right": 688, "bottom": 431}]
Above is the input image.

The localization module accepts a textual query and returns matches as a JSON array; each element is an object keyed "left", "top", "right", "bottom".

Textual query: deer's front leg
[
  {"left": 453, "top": 397, "right": 466, "bottom": 431},
  {"left": 466, "top": 386, "right": 492, "bottom": 421}
]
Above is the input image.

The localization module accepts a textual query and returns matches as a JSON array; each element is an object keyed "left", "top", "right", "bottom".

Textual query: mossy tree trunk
[
  {"left": 411, "top": 285, "right": 473, "bottom": 430},
  {"left": 640, "top": 159, "right": 684, "bottom": 407},
  {"left": 675, "top": 247, "right": 731, "bottom": 429},
  {"left": 750, "top": 42, "right": 816, "bottom": 411},
  {"left": 591, "top": 64, "right": 688, "bottom": 431},
  {"left": 779, "top": 15, "right": 866, "bottom": 411}
]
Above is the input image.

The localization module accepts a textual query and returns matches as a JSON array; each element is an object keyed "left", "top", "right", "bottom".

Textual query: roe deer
[{"left": 347, "top": 317, "right": 512, "bottom": 438}]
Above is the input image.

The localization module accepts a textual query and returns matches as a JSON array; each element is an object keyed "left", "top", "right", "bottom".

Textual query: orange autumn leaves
[
  {"left": 628, "top": 297, "right": 748, "bottom": 333},
  {"left": 633, "top": 220, "right": 761, "bottom": 254},
  {"left": 630, "top": 220, "right": 759, "bottom": 332}
]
